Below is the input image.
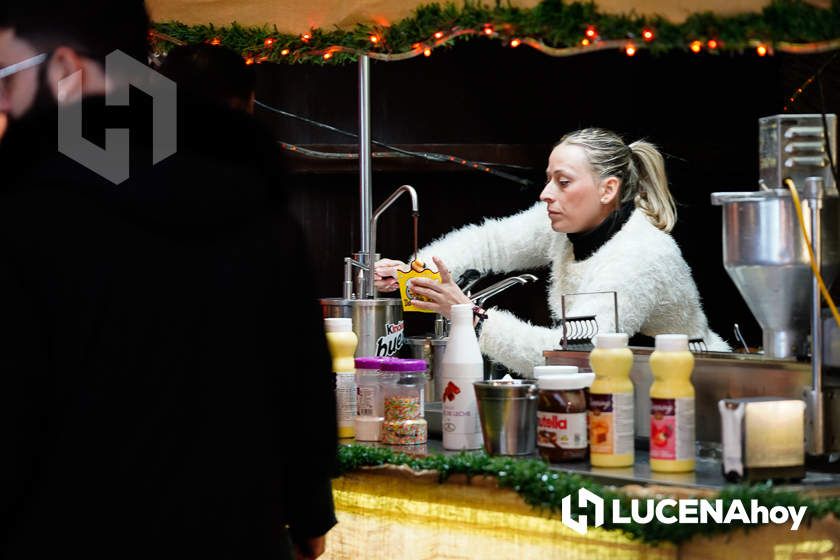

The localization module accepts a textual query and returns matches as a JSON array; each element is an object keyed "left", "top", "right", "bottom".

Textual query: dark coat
[{"left": 0, "top": 95, "right": 338, "bottom": 559}]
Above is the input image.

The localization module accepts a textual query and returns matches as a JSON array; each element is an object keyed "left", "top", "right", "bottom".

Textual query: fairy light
[
  {"left": 690, "top": 40, "right": 703, "bottom": 53},
  {"left": 585, "top": 26, "right": 597, "bottom": 39},
  {"left": 424, "top": 48, "right": 432, "bottom": 56},
  {"left": 483, "top": 25, "right": 494, "bottom": 36},
  {"left": 301, "top": 33, "right": 311, "bottom": 43},
  {"left": 625, "top": 43, "right": 637, "bottom": 56},
  {"left": 510, "top": 38, "right": 521, "bottom": 47},
  {"left": 757, "top": 44, "right": 768, "bottom": 56},
  {"left": 642, "top": 29, "right": 654, "bottom": 42},
  {"left": 323, "top": 52, "right": 332, "bottom": 60},
  {"left": 210, "top": 37, "right": 221, "bottom": 46},
  {"left": 245, "top": 57, "right": 254, "bottom": 65},
  {"left": 280, "top": 48, "right": 290, "bottom": 56},
  {"left": 581, "top": 38, "right": 591, "bottom": 46},
  {"left": 264, "top": 38, "right": 274, "bottom": 47},
  {"left": 707, "top": 39, "right": 718, "bottom": 50},
  {"left": 434, "top": 31, "right": 444, "bottom": 39},
  {"left": 370, "top": 35, "right": 379, "bottom": 44}
]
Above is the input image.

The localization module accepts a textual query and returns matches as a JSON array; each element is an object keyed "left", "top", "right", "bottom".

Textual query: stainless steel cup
[{"left": 474, "top": 380, "right": 538, "bottom": 456}]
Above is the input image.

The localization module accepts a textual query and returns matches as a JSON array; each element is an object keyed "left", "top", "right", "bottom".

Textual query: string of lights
[{"left": 255, "top": 100, "right": 534, "bottom": 186}]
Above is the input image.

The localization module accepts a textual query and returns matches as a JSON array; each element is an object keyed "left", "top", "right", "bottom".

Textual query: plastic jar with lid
[
  {"left": 353, "top": 357, "right": 385, "bottom": 442},
  {"left": 535, "top": 367, "right": 595, "bottom": 463},
  {"left": 380, "top": 358, "right": 428, "bottom": 445}
]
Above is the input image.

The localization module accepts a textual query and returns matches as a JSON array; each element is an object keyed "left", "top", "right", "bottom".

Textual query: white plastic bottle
[{"left": 440, "top": 303, "right": 483, "bottom": 450}]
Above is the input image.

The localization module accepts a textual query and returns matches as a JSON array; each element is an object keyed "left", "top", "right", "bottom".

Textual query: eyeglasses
[{"left": 0, "top": 52, "right": 48, "bottom": 81}]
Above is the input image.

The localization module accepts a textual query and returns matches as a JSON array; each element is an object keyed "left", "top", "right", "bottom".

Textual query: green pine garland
[
  {"left": 151, "top": 0, "right": 840, "bottom": 65},
  {"left": 337, "top": 444, "right": 840, "bottom": 545}
]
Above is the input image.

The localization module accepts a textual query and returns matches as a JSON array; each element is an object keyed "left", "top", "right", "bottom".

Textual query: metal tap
[
  {"left": 366, "top": 185, "right": 419, "bottom": 299},
  {"left": 343, "top": 257, "right": 369, "bottom": 299}
]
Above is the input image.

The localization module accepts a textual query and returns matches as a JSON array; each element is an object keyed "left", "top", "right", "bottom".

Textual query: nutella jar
[{"left": 536, "top": 369, "right": 595, "bottom": 463}]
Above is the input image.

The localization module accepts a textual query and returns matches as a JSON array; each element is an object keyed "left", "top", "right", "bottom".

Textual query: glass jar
[
  {"left": 380, "top": 358, "right": 428, "bottom": 445},
  {"left": 536, "top": 370, "right": 595, "bottom": 463}
]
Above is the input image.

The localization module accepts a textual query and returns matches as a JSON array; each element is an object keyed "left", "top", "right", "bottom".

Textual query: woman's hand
[
  {"left": 373, "top": 258, "right": 404, "bottom": 293},
  {"left": 408, "top": 256, "right": 472, "bottom": 319}
]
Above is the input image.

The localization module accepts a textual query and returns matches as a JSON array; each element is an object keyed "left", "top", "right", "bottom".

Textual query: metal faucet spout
[{"left": 367, "top": 185, "right": 419, "bottom": 298}]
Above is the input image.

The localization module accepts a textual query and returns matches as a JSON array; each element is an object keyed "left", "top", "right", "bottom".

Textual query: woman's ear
[{"left": 599, "top": 176, "right": 620, "bottom": 205}]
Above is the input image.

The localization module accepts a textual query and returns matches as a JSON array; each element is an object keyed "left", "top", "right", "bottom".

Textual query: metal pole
[
  {"left": 806, "top": 176, "right": 825, "bottom": 455},
  {"left": 358, "top": 55, "right": 372, "bottom": 271}
]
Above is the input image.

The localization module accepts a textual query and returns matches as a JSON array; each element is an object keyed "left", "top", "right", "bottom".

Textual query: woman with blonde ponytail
[{"left": 376, "top": 127, "right": 729, "bottom": 375}]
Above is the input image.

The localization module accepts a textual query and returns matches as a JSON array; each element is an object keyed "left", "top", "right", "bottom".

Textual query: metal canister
[
  {"left": 473, "top": 379, "right": 538, "bottom": 456},
  {"left": 320, "top": 298, "right": 404, "bottom": 357}
]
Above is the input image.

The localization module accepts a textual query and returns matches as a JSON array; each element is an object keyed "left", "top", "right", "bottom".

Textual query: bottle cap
[
  {"left": 380, "top": 357, "right": 428, "bottom": 372},
  {"left": 655, "top": 333, "right": 689, "bottom": 352},
  {"left": 324, "top": 317, "right": 353, "bottom": 332},
  {"left": 533, "top": 365, "right": 579, "bottom": 378},
  {"left": 537, "top": 372, "right": 595, "bottom": 390},
  {"left": 355, "top": 357, "right": 385, "bottom": 370},
  {"left": 593, "top": 333, "right": 629, "bottom": 349}
]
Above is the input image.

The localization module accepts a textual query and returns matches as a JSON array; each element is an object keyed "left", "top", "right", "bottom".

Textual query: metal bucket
[
  {"left": 320, "top": 298, "right": 404, "bottom": 357},
  {"left": 403, "top": 335, "right": 448, "bottom": 403},
  {"left": 474, "top": 379, "right": 538, "bottom": 456},
  {"left": 711, "top": 190, "right": 840, "bottom": 358}
]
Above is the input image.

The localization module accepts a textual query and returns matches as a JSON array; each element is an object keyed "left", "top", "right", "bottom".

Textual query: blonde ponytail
[{"left": 628, "top": 140, "right": 676, "bottom": 232}]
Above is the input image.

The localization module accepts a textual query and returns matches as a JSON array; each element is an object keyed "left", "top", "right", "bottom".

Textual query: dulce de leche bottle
[
  {"left": 649, "top": 334, "right": 695, "bottom": 473},
  {"left": 324, "top": 318, "right": 358, "bottom": 439},
  {"left": 440, "top": 303, "right": 483, "bottom": 450}
]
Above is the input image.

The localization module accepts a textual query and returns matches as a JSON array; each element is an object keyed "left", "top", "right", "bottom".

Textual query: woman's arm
[{"left": 416, "top": 202, "right": 555, "bottom": 278}]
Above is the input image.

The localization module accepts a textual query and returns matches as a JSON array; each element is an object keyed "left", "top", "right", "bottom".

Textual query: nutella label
[
  {"left": 650, "top": 397, "right": 695, "bottom": 461},
  {"left": 537, "top": 411, "right": 587, "bottom": 450}
]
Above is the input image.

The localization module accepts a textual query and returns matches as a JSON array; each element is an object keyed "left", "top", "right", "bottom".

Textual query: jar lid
[
  {"left": 380, "top": 357, "right": 428, "bottom": 372},
  {"left": 355, "top": 356, "right": 385, "bottom": 369},
  {"left": 533, "top": 365, "right": 579, "bottom": 377},
  {"left": 655, "top": 334, "right": 689, "bottom": 352},
  {"left": 324, "top": 317, "right": 352, "bottom": 332},
  {"left": 537, "top": 372, "right": 595, "bottom": 390},
  {"left": 593, "top": 333, "right": 629, "bottom": 349}
]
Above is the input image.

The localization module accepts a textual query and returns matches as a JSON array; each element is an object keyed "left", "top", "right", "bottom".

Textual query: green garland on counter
[
  {"left": 150, "top": 0, "right": 840, "bottom": 65},
  {"left": 337, "top": 444, "right": 840, "bottom": 545}
]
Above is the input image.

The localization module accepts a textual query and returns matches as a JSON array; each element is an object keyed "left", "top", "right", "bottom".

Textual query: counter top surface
[{"left": 341, "top": 438, "right": 840, "bottom": 498}]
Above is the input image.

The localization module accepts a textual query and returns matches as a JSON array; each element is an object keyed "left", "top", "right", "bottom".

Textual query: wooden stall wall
[{"left": 252, "top": 41, "right": 838, "bottom": 347}]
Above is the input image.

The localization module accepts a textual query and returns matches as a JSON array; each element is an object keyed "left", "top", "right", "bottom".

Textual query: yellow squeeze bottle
[
  {"left": 649, "top": 334, "right": 696, "bottom": 473},
  {"left": 588, "top": 333, "right": 635, "bottom": 467},
  {"left": 324, "top": 318, "right": 358, "bottom": 439}
]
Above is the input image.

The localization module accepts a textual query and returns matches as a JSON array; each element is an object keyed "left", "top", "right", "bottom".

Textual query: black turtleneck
[{"left": 566, "top": 202, "right": 635, "bottom": 261}]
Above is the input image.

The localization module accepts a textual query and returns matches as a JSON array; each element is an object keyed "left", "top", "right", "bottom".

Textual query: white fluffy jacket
[{"left": 417, "top": 203, "right": 729, "bottom": 375}]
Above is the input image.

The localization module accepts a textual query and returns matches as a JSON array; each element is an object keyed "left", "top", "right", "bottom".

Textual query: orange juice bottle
[
  {"left": 649, "top": 334, "right": 695, "bottom": 472},
  {"left": 324, "top": 318, "right": 358, "bottom": 439},
  {"left": 588, "top": 333, "right": 634, "bottom": 467}
]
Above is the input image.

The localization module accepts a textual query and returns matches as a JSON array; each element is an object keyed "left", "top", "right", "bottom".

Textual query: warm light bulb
[
  {"left": 245, "top": 57, "right": 254, "bottom": 65},
  {"left": 434, "top": 31, "right": 444, "bottom": 39},
  {"left": 581, "top": 38, "right": 591, "bottom": 46},
  {"left": 210, "top": 37, "right": 221, "bottom": 46},
  {"left": 264, "top": 38, "right": 274, "bottom": 47},
  {"left": 370, "top": 35, "right": 379, "bottom": 44},
  {"left": 707, "top": 39, "right": 718, "bottom": 49},
  {"left": 323, "top": 52, "right": 332, "bottom": 60},
  {"left": 642, "top": 29, "right": 654, "bottom": 41},
  {"left": 510, "top": 38, "right": 521, "bottom": 48},
  {"left": 424, "top": 48, "right": 432, "bottom": 57},
  {"left": 301, "top": 33, "right": 311, "bottom": 42},
  {"left": 690, "top": 40, "right": 702, "bottom": 53},
  {"left": 280, "top": 48, "right": 290, "bottom": 56},
  {"left": 757, "top": 44, "right": 768, "bottom": 56},
  {"left": 585, "top": 26, "right": 597, "bottom": 38},
  {"left": 625, "top": 44, "right": 637, "bottom": 56},
  {"left": 484, "top": 26, "right": 494, "bottom": 35}
]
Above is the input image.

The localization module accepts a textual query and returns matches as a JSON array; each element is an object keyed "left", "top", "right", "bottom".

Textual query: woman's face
[{"left": 540, "top": 142, "right": 613, "bottom": 233}]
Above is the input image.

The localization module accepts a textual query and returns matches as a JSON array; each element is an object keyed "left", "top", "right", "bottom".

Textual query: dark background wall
[{"left": 252, "top": 40, "right": 840, "bottom": 347}]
